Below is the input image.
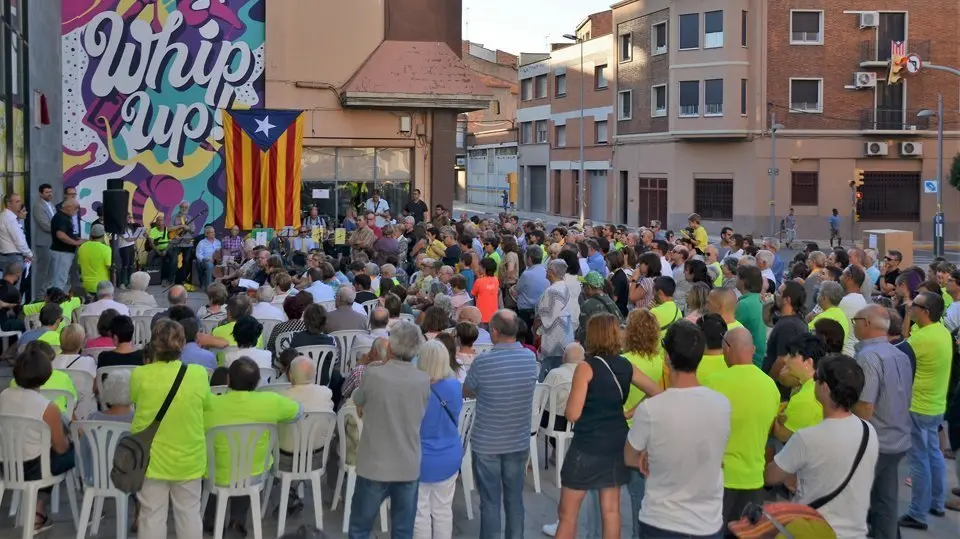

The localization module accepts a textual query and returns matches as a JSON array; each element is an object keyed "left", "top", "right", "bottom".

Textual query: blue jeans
[
  {"left": 473, "top": 450, "right": 527, "bottom": 539},
  {"left": 639, "top": 521, "right": 722, "bottom": 538},
  {"left": 49, "top": 250, "right": 75, "bottom": 292},
  {"left": 194, "top": 258, "right": 215, "bottom": 288},
  {"left": 907, "top": 412, "right": 946, "bottom": 522},
  {"left": 348, "top": 476, "right": 418, "bottom": 539}
]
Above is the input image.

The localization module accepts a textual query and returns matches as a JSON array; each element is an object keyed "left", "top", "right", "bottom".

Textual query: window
[
  {"left": 704, "top": 79, "right": 723, "bottom": 116},
  {"left": 679, "top": 81, "right": 699, "bottom": 117},
  {"left": 520, "top": 122, "right": 533, "bottom": 144},
  {"left": 740, "top": 79, "right": 747, "bottom": 115},
  {"left": 535, "top": 75, "right": 548, "bottom": 99},
  {"left": 651, "top": 85, "right": 667, "bottom": 117},
  {"left": 535, "top": 120, "right": 548, "bottom": 143},
  {"left": 618, "top": 90, "right": 633, "bottom": 120},
  {"left": 741, "top": 11, "right": 748, "bottom": 47},
  {"left": 595, "top": 64, "right": 609, "bottom": 89},
  {"left": 679, "top": 13, "right": 699, "bottom": 50},
  {"left": 521, "top": 78, "right": 533, "bottom": 100},
  {"left": 555, "top": 125, "right": 566, "bottom": 147},
  {"left": 860, "top": 172, "right": 920, "bottom": 221},
  {"left": 555, "top": 73, "right": 567, "bottom": 96},
  {"left": 790, "top": 10, "right": 823, "bottom": 45},
  {"left": 652, "top": 22, "right": 668, "bottom": 55},
  {"left": 595, "top": 120, "right": 608, "bottom": 144},
  {"left": 704, "top": 10, "right": 723, "bottom": 49},
  {"left": 791, "top": 172, "right": 819, "bottom": 206},
  {"left": 789, "top": 78, "right": 823, "bottom": 113},
  {"left": 620, "top": 33, "right": 633, "bottom": 62},
  {"left": 694, "top": 178, "right": 734, "bottom": 221}
]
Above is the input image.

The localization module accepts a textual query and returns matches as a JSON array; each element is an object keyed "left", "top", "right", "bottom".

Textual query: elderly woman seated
[
  {"left": 53, "top": 324, "right": 98, "bottom": 418},
  {"left": 197, "top": 283, "right": 229, "bottom": 322},
  {"left": 117, "top": 271, "right": 157, "bottom": 308}
]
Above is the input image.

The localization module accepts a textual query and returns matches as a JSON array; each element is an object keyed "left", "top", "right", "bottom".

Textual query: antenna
[{"left": 465, "top": 7, "right": 470, "bottom": 41}]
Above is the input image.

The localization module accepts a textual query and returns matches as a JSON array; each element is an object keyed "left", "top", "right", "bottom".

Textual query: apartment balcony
[
  {"left": 859, "top": 40, "right": 930, "bottom": 68},
  {"left": 859, "top": 108, "right": 930, "bottom": 133}
]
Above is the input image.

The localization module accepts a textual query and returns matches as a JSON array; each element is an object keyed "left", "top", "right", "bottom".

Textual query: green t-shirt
[
  {"left": 622, "top": 350, "right": 664, "bottom": 426},
  {"left": 148, "top": 227, "right": 169, "bottom": 252},
  {"left": 703, "top": 364, "right": 780, "bottom": 489},
  {"left": 710, "top": 262, "right": 723, "bottom": 287},
  {"left": 726, "top": 320, "right": 745, "bottom": 332},
  {"left": 734, "top": 293, "right": 767, "bottom": 367},
  {"left": 783, "top": 379, "right": 823, "bottom": 432},
  {"left": 697, "top": 353, "right": 728, "bottom": 384},
  {"left": 942, "top": 288, "right": 953, "bottom": 309},
  {"left": 205, "top": 391, "right": 300, "bottom": 485},
  {"left": 78, "top": 240, "right": 112, "bottom": 293},
  {"left": 38, "top": 330, "right": 61, "bottom": 348},
  {"left": 10, "top": 370, "right": 77, "bottom": 414},
  {"left": 808, "top": 306, "right": 850, "bottom": 343},
  {"left": 907, "top": 321, "right": 953, "bottom": 415},
  {"left": 484, "top": 251, "right": 502, "bottom": 273},
  {"left": 212, "top": 321, "right": 264, "bottom": 365},
  {"left": 130, "top": 361, "right": 212, "bottom": 481},
  {"left": 24, "top": 297, "right": 81, "bottom": 331},
  {"left": 651, "top": 300, "right": 682, "bottom": 337}
]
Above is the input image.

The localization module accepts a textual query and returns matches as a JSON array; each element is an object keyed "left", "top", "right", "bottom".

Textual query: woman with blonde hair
[
  {"left": 683, "top": 281, "right": 711, "bottom": 323},
  {"left": 413, "top": 340, "right": 463, "bottom": 539}
]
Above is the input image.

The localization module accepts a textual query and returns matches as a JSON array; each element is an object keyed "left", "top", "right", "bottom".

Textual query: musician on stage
[
  {"left": 146, "top": 213, "right": 177, "bottom": 285},
  {"left": 169, "top": 202, "right": 196, "bottom": 286},
  {"left": 193, "top": 225, "right": 221, "bottom": 289},
  {"left": 117, "top": 214, "right": 140, "bottom": 288}
]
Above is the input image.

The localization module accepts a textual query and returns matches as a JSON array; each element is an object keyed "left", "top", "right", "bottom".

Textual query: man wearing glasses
[{"left": 878, "top": 250, "right": 903, "bottom": 298}]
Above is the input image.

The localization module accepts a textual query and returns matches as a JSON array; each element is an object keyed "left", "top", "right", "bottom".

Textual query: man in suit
[
  {"left": 324, "top": 285, "right": 369, "bottom": 332},
  {"left": 31, "top": 183, "right": 55, "bottom": 291}
]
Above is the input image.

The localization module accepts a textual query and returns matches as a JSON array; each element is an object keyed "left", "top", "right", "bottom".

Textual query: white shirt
[
  {"left": 945, "top": 300, "right": 960, "bottom": 333},
  {"left": 563, "top": 274, "right": 582, "bottom": 330},
  {"left": 761, "top": 267, "right": 777, "bottom": 284},
  {"left": 303, "top": 281, "right": 335, "bottom": 303},
  {"left": 0, "top": 208, "right": 31, "bottom": 257},
  {"left": 543, "top": 362, "right": 577, "bottom": 414},
  {"left": 83, "top": 298, "right": 130, "bottom": 317},
  {"left": 659, "top": 257, "right": 672, "bottom": 278},
  {"left": 52, "top": 354, "right": 98, "bottom": 418},
  {"left": 629, "top": 387, "right": 731, "bottom": 536},
  {"left": 224, "top": 347, "right": 273, "bottom": 370},
  {"left": 774, "top": 415, "right": 878, "bottom": 539},
  {"left": 0, "top": 387, "right": 51, "bottom": 460},
  {"left": 351, "top": 302, "right": 366, "bottom": 316},
  {"left": 838, "top": 293, "right": 868, "bottom": 356},
  {"left": 252, "top": 302, "right": 286, "bottom": 321},
  {"left": 365, "top": 198, "right": 390, "bottom": 227}
]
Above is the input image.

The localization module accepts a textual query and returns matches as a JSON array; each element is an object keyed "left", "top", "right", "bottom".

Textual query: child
[
  {"left": 459, "top": 252, "right": 476, "bottom": 292},
  {"left": 471, "top": 258, "right": 500, "bottom": 323}
]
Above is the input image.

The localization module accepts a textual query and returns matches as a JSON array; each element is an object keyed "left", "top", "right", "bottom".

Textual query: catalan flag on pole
[{"left": 222, "top": 109, "right": 305, "bottom": 229}]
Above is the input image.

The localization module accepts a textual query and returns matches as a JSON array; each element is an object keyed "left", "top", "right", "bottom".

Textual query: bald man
[
  {"left": 702, "top": 327, "right": 780, "bottom": 528},
  {"left": 708, "top": 288, "right": 744, "bottom": 332},
  {"left": 458, "top": 306, "right": 492, "bottom": 344}
]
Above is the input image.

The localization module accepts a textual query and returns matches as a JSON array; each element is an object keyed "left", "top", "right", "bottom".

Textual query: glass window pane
[
  {"left": 337, "top": 147, "right": 375, "bottom": 181},
  {"left": 705, "top": 79, "right": 723, "bottom": 105},
  {"left": 705, "top": 11, "right": 723, "bottom": 34},
  {"left": 679, "top": 14, "right": 699, "bottom": 49},
  {"left": 301, "top": 180, "right": 338, "bottom": 221},
  {"left": 376, "top": 148, "right": 411, "bottom": 181},
  {"left": 793, "top": 12, "right": 819, "bottom": 33},
  {"left": 301, "top": 147, "right": 336, "bottom": 180},
  {"left": 679, "top": 81, "right": 699, "bottom": 106}
]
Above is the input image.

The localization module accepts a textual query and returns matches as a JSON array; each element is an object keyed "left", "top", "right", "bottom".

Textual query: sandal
[{"left": 34, "top": 511, "right": 52, "bottom": 533}]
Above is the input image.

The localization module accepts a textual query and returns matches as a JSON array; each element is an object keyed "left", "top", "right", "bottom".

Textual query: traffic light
[
  {"left": 888, "top": 55, "right": 907, "bottom": 84},
  {"left": 852, "top": 168, "right": 865, "bottom": 188}
]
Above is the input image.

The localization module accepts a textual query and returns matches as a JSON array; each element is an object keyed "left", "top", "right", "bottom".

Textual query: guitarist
[
  {"left": 146, "top": 213, "right": 178, "bottom": 286},
  {"left": 169, "top": 202, "right": 196, "bottom": 287}
]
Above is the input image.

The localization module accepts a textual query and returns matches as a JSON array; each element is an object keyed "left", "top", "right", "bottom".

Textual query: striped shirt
[
  {"left": 855, "top": 337, "right": 913, "bottom": 454},
  {"left": 465, "top": 341, "right": 538, "bottom": 454}
]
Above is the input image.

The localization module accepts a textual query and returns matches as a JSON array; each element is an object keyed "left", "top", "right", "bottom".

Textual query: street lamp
[
  {"left": 768, "top": 117, "right": 785, "bottom": 237},
  {"left": 562, "top": 33, "right": 586, "bottom": 227},
  {"left": 918, "top": 93, "right": 945, "bottom": 257}
]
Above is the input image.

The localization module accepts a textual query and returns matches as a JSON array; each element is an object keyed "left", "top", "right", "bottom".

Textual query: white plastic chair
[
  {"left": 295, "top": 345, "right": 338, "bottom": 385},
  {"left": 0, "top": 329, "right": 22, "bottom": 351},
  {"left": 331, "top": 405, "right": 388, "bottom": 533},
  {"left": 539, "top": 382, "right": 574, "bottom": 488},
  {"left": 399, "top": 313, "right": 416, "bottom": 322},
  {"left": 259, "top": 319, "right": 282, "bottom": 350},
  {"left": 200, "top": 423, "right": 278, "bottom": 539},
  {"left": 81, "top": 347, "right": 114, "bottom": 362},
  {"left": 211, "top": 385, "right": 229, "bottom": 395},
  {"left": 458, "top": 399, "right": 477, "bottom": 520},
  {"left": 276, "top": 331, "right": 297, "bottom": 354},
  {"left": 200, "top": 318, "right": 222, "bottom": 335},
  {"left": 95, "top": 367, "right": 135, "bottom": 410},
  {"left": 78, "top": 315, "right": 100, "bottom": 338},
  {"left": 261, "top": 411, "right": 336, "bottom": 535},
  {"left": 0, "top": 414, "right": 79, "bottom": 539},
  {"left": 257, "top": 383, "right": 291, "bottom": 394},
  {"left": 361, "top": 299, "right": 378, "bottom": 317},
  {"left": 472, "top": 343, "right": 494, "bottom": 355},
  {"left": 55, "top": 369, "right": 95, "bottom": 420},
  {"left": 259, "top": 368, "right": 277, "bottom": 386},
  {"left": 131, "top": 315, "right": 153, "bottom": 346},
  {"left": 24, "top": 314, "right": 41, "bottom": 330},
  {"left": 329, "top": 330, "right": 367, "bottom": 377},
  {"left": 37, "top": 389, "right": 77, "bottom": 421},
  {"left": 345, "top": 341, "right": 373, "bottom": 376},
  {"left": 318, "top": 301, "right": 335, "bottom": 312},
  {"left": 70, "top": 420, "right": 131, "bottom": 539},
  {"left": 526, "top": 383, "right": 548, "bottom": 494}
]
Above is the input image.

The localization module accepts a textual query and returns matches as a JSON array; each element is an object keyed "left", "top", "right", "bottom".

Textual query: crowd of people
[{"left": 0, "top": 184, "right": 957, "bottom": 539}]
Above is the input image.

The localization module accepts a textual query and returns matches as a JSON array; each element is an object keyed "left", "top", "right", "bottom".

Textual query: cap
[
  {"left": 583, "top": 271, "right": 604, "bottom": 289},
  {"left": 91, "top": 224, "right": 106, "bottom": 238}
]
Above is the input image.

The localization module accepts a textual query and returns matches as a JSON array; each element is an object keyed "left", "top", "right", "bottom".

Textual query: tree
[{"left": 951, "top": 152, "right": 960, "bottom": 191}]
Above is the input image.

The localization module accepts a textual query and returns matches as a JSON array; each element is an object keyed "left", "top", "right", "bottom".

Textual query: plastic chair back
[
  {"left": 346, "top": 341, "right": 373, "bottom": 375},
  {"left": 473, "top": 343, "right": 494, "bottom": 356},
  {"left": 131, "top": 315, "right": 153, "bottom": 346},
  {"left": 260, "top": 319, "right": 282, "bottom": 350},
  {"left": 200, "top": 318, "right": 221, "bottom": 335},
  {"left": 399, "top": 313, "right": 416, "bottom": 322},
  {"left": 318, "top": 301, "right": 335, "bottom": 312},
  {"left": 543, "top": 382, "right": 573, "bottom": 432},
  {"left": 211, "top": 385, "right": 229, "bottom": 395},
  {"left": 257, "top": 383, "right": 292, "bottom": 394},
  {"left": 205, "top": 422, "right": 278, "bottom": 489},
  {"left": 78, "top": 314, "right": 100, "bottom": 337},
  {"left": 459, "top": 399, "right": 477, "bottom": 449},
  {"left": 38, "top": 388, "right": 77, "bottom": 420},
  {"left": 0, "top": 414, "right": 54, "bottom": 487},
  {"left": 259, "top": 368, "right": 277, "bottom": 386},
  {"left": 280, "top": 411, "right": 336, "bottom": 475},
  {"left": 276, "top": 331, "right": 297, "bottom": 353},
  {"left": 70, "top": 420, "right": 129, "bottom": 489},
  {"left": 530, "top": 383, "right": 548, "bottom": 435},
  {"left": 24, "top": 313, "right": 41, "bottom": 330},
  {"left": 295, "top": 345, "right": 338, "bottom": 385},
  {"left": 336, "top": 404, "right": 362, "bottom": 467},
  {"left": 361, "top": 299, "right": 378, "bottom": 317},
  {"left": 56, "top": 368, "right": 96, "bottom": 419},
  {"left": 82, "top": 347, "right": 114, "bottom": 361},
  {"left": 329, "top": 330, "right": 367, "bottom": 374}
]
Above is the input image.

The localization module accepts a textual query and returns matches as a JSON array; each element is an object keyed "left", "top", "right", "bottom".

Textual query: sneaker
[
  {"left": 542, "top": 521, "right": 558, "bottom": 537},
  {"left": 897, "top": 514, "right": 928, "bottom": 530}
]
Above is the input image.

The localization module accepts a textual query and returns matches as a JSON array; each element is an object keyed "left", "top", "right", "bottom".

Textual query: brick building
[{"left": 611, "top": 0, "right": 960, "bottom": 240}]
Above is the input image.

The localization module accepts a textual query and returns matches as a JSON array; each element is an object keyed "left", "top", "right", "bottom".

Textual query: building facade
[
  {"left": 612, "top": 0, "right": 960, "bottom": 240},
  {"left": 61, "top": 0, "right": 490, "bottom": 230}
]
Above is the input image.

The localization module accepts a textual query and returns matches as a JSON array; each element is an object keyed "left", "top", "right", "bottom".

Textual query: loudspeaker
[
  {"left": 106, "top": 179, "right": 123, "bottom": 191},
  {"left": 102, "top": 189, "right": 129, "bottom": 234}
]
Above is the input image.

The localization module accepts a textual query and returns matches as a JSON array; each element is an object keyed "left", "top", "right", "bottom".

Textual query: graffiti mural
[{"left": 62, "top": 0, "right": 265, "bottom": 232}]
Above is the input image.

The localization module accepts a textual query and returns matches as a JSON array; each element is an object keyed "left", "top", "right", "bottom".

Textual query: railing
[
  {"left": 859, "top": 40, "right": 930, "bottom": 64},
  {"left": 704, "top": 103, "right": 723, "bottom": 116},
  {"left": 679, "top": 104, "right": 699, "bottom": 117},
  {"left": 859, "top": 108, "right": 931, "bottom": 131}
]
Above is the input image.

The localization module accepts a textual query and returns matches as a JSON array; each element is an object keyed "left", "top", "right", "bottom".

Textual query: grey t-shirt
[
  {"left": 354, "top": 360, "right": 429, "bottom": 482},
  {"left": 855, "top": 337, "right": 913, "bottom": 454}
]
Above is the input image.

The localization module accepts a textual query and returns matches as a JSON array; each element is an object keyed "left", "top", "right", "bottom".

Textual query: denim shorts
[{"left": 560, "top": 444, "right": 629, "bottom": 491}]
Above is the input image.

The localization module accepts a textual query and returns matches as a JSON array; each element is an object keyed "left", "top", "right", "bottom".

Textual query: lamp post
[
  {"left": 768, "top": 116, "right": 785, "bottom": 237},
  {"left": 918, "top": 93, "right": 945, "bottom": 257},
  {"left": 563, "top": 33, "right": 586, "bottom": 226}
]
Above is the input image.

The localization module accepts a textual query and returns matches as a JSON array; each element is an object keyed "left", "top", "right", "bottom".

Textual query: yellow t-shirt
[
  {"left": 697, "top": 353, "right": 728, "bottom": 384},
  {"left": 651, "top": 301, "right": 682, "bottom": 337},
  {"left": 710, "top": 262, "right": 723, "bottom": 287},
  {"left": 38, "top": 330, "right": 61, "bottom": 348},
  {"left": 622, "top": 350, "right": 664, "bottom": 426},
  {"left": 703, "top": 364, "right": 780, "bottom": 489},
  {"left": 693, "top": 226, "right": 709, "bottom": 252},
  {"left": 212, "top": 321, "right": 264, "bottom": 365},
  {"left": 130, "top": 361, "right": 212, "bottom": 481},
  {"left": 942, "top": 288, "right": 953, "bottom": 309},
  {"left": 808, "top": 306, "right": 850, "bottom": 341},
  {"left": 204, "top": 391, "right": 300, "bottom": 485},
  {"left": 77, "top": 240, "right": 113, "bottom": 293},
  {"left": 24, "top": 297, "right": 82, "bottom": 331},
  {"left": 10, "top": 370, "right": 77, "bottom": 414},
  {"left": 726, "top": 320, "right": 745, "bottom": 332},
  {"left": 783, "top": 379, "right": 823, "bottom": 432},
  {"left": 907, "top": 321, "right": 953, "bottom": 416}
]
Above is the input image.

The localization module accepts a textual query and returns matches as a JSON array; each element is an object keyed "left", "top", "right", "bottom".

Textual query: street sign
[
  {"left": 924, "top": 180, "right": 938, "bottom": 193},
  {"left": 906, "top": 54, "right": 922, "bottom": 74}
]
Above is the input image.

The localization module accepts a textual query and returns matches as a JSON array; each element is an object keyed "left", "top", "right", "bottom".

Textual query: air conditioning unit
[
  {"left": 854, "top": 72, "right": 877, "bottom": 89},
  {"left": 860, "top": 12, "right": 879, "bottom": 28},
  {"left": 900, "top": 141, "right": 923, "bottom": 156},
  {"left": 865, "top": 141, "right": 889, "bottom": 156}
]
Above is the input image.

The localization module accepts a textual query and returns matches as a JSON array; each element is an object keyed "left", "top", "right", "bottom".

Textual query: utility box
[{"left": 863, "top": 229, "right": 913, "bottom": 268}]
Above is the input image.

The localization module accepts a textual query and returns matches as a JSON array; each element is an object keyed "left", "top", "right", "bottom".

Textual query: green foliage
[{"left": 951, "top": 153, "right": 960, "bottom": 191}]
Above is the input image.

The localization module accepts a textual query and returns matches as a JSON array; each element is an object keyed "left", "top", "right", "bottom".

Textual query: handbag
[
  {"left": 727, "top": 419, "right": 870, "bottom": 538},
  {"left": 111, "top": 364, "right": 188, "bottom": 493}
]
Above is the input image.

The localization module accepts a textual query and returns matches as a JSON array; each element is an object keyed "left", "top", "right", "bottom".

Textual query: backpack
[{"left": 111, "top": 364, "right": 187, "bottom": 493}]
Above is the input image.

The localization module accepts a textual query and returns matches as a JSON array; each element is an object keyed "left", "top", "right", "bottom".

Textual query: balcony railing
[
  {"left": 860, "top": 40, "right": 930, "bottom": 65},
  {"left": 859, "top": 108, "right": 930, "bottom": 131}
]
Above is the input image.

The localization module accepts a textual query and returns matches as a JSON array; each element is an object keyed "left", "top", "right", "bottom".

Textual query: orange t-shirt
[{"left": 471, "top": 276, "right": 500, "bottom": 323}]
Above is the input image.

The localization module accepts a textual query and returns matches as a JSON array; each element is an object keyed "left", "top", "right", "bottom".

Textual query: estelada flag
[{"left": 222, "top": 109, "right": 305, "bottom": 229}]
